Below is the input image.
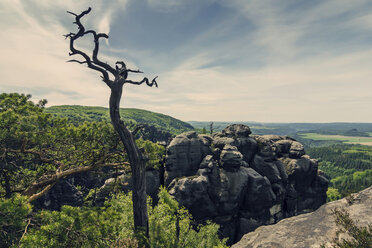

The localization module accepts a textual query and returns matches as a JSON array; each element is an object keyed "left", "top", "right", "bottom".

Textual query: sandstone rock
[
  {"left": 212, "top": 136, "right": 236, "bottom": 149},
  {"left": 235, "top": 137, "right": 257, "bottom": 163},
  {"left": 222, "top": 124, "right": 252, "bottom": 138},
  {"left": 164, "top": 131, "right": 212, "bottom": 186},
  {"left": 268, "top": 137, "right": 305, "bottom": 158},
  {"left": 253, "top": 135, "right": 277, "bottom": 159},
  {"left": 241, "top": 168, "right": 276, "bottom": 212},
  {"left": 213, "top": 167, "right": 251, "bottom": 215},
  {"left": 232, "top": 186, "right": 372, "bottom": 248},
  {"left": 168, "top": 174, "right": 218, "bottom": 219},
  {"left": 250, "top": 155, "right": 282, "bottom": 183},
  {"left": 280, "top": 156, "right": 318, "bottom": 193},
  {"left": 220, "top": 145, "right": 246, "bottom": 171}
]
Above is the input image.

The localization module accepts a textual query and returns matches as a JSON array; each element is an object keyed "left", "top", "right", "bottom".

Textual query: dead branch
[
  {"left": 23, "top": 161, "right": 128, "bottom": 200},
  {"left": 27, "top": 182, "right": 57, "bottom": 203},
  {"left": 125, "top": 76, "right": 158, "bottom": 87},
  {"left": 65, "top": 7, "right": 113, "bottom": 87},
  {"left": 67, "top": 59, "right": 87, "bottom": 64},
  {"left": 18, "top": 218, "right": 32, "bottom": 245}
]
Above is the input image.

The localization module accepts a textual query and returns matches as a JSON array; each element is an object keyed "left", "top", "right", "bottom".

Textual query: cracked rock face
[
  {"left": 165, "top": 124, "right": 328, "bottom": 245},
  {"left": 164, "top": 131, "right": 212, "bottom": 186}
]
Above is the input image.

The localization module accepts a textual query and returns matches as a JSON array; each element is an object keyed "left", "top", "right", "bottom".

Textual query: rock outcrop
[
  {"left": 165, "top": 124, "right": 328, "bottom": 244},
  {"left": 34, "top": 179, "right": 83, "bottom": 210},
  {"left": 232, "top": 186, "right": 372, "bottom": 248}
]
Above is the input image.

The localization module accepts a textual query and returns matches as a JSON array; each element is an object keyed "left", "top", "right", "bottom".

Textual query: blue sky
[{"left": 1, "top": 0, "right": 372, "bottom": 122}]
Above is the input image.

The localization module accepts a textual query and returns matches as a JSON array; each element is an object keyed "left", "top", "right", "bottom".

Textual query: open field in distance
[{"left": 299, "top": 133, "right": 372, "bottom": 146}]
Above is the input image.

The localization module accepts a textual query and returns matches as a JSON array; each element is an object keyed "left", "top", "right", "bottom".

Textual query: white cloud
[
  {"left": 1, "top": 0, "right": 372, "bottom": 123},
  {"left": 0, "top": 0, "right": 129, "bottom": 106}
]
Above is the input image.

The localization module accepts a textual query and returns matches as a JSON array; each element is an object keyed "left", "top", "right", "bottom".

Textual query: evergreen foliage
[
  {"left": 0, "top": 93, "right": 167, "bottom": 199},
  {"left": 322, "top": 208, "right": 372, "bottom": 248},
  {"left": 0, "top": 194, "right": 32, "bottom": 247},
  {"left": 0, "top": 189, "right": 227, "bottom": 247}
]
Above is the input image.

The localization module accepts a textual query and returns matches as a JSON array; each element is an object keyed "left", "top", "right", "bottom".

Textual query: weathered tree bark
[
  {"left": 109, "top": 83, "right": 149, "bottom": 233},
  {"left": 64, "top": 7, "right": 158, "bottom": 236}
]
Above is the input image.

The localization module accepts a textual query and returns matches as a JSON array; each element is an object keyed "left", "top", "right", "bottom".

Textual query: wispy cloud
[{"left": 1, "top": 0, "right": 372, "bottom": 122}]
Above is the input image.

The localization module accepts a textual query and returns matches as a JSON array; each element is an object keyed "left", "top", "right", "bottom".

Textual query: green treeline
[
  {"left": 307, "top": 144, "right": 372, "bottom": 199},
  {"left": 45, "top": 105, "right": 194, "bottom": 135}
]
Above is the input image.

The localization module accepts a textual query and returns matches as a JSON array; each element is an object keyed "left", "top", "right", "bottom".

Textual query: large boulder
[
  {"left": 220, "top": 145, "right": 247, "bottom": 171},
  {"left": 164, "top": 131, "right": 212, "bottom": 186},
  {"left": 222, "top": 124, "right": 252, "bottom": 138},
  {"left": 232, "top": 186, "right": 372, "bottom": 248},
  {"left": 168, "top": 174, "right": 218, "bottom": 219},
  {"left": 280, "top": 155, "right": 318, "bottom": 193}
]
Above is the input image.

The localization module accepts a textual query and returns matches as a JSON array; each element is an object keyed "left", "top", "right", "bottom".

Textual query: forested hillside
[
  {"left": 307, "top": 144, "right": 372, "bottom": 200},
  {"left": 46, "top": 105, "right": 194, "bottom": 135}
]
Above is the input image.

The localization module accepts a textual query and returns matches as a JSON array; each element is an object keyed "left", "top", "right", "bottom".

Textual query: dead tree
[
  {"left": 64, "top": 7, "right": 157, "bottom": 236},
  {"left": 209, "top": 122, "right": 219, "bottom": 135}
]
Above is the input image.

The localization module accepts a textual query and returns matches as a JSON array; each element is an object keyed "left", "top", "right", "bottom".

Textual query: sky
[{"left": 1, "top": 0, "right": 372, "bottom": 123}]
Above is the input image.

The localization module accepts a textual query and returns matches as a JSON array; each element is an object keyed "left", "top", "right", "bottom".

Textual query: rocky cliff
[
  {"left": 165, "top": 124, "right": 328, "bottom": 244},
  {"left": 232, "top": 186, "right": 372, "bottom": 248}
]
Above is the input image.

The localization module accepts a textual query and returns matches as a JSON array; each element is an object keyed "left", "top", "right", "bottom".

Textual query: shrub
[
  {"left": 0, "top": 194, "right": 32, "bottom": 247},
  {"left": 18, "top": 188, "right": 227, "bottom": 248},
  {"left": 323, "top": 208, "right": 372, "bottom": 248}
]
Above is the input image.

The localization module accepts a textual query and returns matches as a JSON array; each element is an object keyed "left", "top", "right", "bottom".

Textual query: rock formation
[
  {"left": 165, "top": 124, "right": 328, "bottom": 244},
  {"left": 232, "top": 186, "right": 372, "bottom": 248}
]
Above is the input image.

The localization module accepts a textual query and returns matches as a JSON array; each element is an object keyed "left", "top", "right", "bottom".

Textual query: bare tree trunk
[
  {"left": 65, "top": 7, "right": 157, "bottom": 238},
  {"left": 109, "top": 83, "right": 149, "bottom": 234}
]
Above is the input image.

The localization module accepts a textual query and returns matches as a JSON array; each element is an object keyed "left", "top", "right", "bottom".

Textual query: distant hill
[
  {"left": 45, "top": 105, "right": 194, "bottom": 135},
  {"left": 188, "top": 121, "right": 372, "bottom": 137}
]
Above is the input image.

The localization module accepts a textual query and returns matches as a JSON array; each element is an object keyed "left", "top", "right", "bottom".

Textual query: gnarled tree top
[{"left": 64, "top": 7, "right": 158, "bottom": 89}]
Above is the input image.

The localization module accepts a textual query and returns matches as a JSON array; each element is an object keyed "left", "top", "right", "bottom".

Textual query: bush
[
  {"left": 323, "top": 208, "right": 372, "bottom": 248},
  {"left": 20, "top": 193, "right": 135, "bottom": 248},
  {"left": 0, "top": 194, "right": 32, "bottom": 247},
  {"left": 18, "top": 188, "right": 227, "bottom": 248},
  {"left": 327, "top": 187, "right": 342, "bottom": 202}
]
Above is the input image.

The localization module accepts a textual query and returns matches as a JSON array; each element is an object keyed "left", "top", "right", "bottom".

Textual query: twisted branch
[
  {"left": 66, "top": 8, "right": 158, "bottom": 90},
  {"left": 24, "top": 161, "right": 129, "bottom": 202},
  {"left": 125, "top": 76, "right": 158, "bottom": 87},
  {"left": 65, "top": 7, "right": 113, "bottom": 87}
]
